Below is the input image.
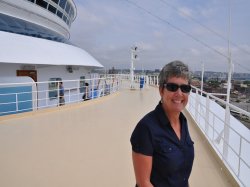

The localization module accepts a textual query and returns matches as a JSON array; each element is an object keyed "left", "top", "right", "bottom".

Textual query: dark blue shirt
[{"left": 130, "top": 102, "right": 194, "bottom": 187}]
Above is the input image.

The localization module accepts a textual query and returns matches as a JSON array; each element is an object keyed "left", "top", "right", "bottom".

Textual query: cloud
[
  {"left": 178, "top": 7, "right": 193, "bottom": 18},
  {"left": 189, "top": 48, "right": 200, "bottom": 56},
  {"left": 69, "top": 0, "right": 250, "bottom": 73}
]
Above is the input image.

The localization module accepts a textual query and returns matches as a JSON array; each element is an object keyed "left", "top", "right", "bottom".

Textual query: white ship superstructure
[
  {"left": 0, "top": 0, "right": 76, "bottom": 40},
  {"left": 0, "top": 0, "right": 103, "bottom": 81},
  {"left": 0, "top": 0, "right": 103, "bottom": 110}
]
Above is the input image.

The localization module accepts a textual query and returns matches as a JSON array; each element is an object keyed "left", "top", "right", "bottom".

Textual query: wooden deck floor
[{"left": 0, "top": 85, "right": 238, "bottom": 187}]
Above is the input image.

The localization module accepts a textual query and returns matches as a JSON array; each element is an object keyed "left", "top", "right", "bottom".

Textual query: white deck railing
[
  {"left": 187, "top": 86, "right": 250, "bottom": 187},
  {"left": 139, "top": 74, "right": 250, "bottom": 186},
  {"left": 0, "top": 75, "right": 122, "bottom": 116}
]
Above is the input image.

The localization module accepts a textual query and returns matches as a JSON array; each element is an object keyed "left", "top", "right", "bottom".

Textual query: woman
[{"left": 130, "top": 61, "right": 194, "bottom": 187}]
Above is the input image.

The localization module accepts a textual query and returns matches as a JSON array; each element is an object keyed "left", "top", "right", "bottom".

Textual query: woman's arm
[{"left": 132, "top": 151, "right": 154, "bottom": 187}]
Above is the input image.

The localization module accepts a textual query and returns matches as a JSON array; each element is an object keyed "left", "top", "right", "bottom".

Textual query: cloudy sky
[{"left": 69, "top": 0, "right": 250, "bottom": 73}]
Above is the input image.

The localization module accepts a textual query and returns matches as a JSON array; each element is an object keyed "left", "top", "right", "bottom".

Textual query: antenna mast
[
  {"left": 223, "top": 0, "right": 233, "bottom": 160},
  {"left": 130, "top": 46, "right": 138, "bottom": 89}
]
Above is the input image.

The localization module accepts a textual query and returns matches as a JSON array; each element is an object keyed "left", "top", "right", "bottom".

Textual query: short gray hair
[{"left": 158, "top": 60, "right": 191, "bottom": 88}]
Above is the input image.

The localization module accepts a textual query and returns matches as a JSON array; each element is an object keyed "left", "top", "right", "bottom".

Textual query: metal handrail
[
  {"left": 0, "top": 76, "right": 122, "bottom": 116},
  {"left": 141, "top": 74, "right": 249, "bottom": 186},
  {"left": 187, "top": 86, "right": 250, "bottom": 187}
]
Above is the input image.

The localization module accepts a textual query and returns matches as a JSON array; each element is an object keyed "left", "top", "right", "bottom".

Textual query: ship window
[
  {"left": 79, "top": 76, "right": 86, "bottom": 93},
  {"left": 57, "top": 11, "right": 63, "bottom": 18},
  {"left": 69, "top": 9, "right": 73, "bottom": 19},
  {"left": 36, "top": 0, "right": 48, "bottom": 9},
  {"left": 59, "top": 0, "right": 67, "bottom": 9},
  {"left": 48, "top": 78, "right": 62, "bottom": 99},
  {"left": 27, "top": 0, "right": 35, "bottom": 2},
  {"left": 48, "top": 4, "right": 57, "bottom": 14},
  {"left": 65, "top": 2, "right": 70, "bottom": 14},
  {"left": 63, "top": 15, "right": 67, "bottom": 22},
  {"left": 51, "top": 0, "right": 59, "bottom": 4}
]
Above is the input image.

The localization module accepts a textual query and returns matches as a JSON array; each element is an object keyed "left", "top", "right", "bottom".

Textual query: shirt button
[{"left": 183, "top": 178, "right": 186, "bottom": 181}]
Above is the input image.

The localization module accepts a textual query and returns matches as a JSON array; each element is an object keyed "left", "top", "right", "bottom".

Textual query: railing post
[
  {"left": 16, "top": 93, "right": 18, "bottom": 112},
  {"left": 68, "top": 89, "right": 71, "bottom": 103},
  {"left": 146, "top": 76, "right": 149, "bottom": 88},
  {"left": 102, "top": 80, "right": 105, "bottom": 97},
  {"left": 223, "top": 105, "right": 230, "bottom": 161},
  {"left": 32, "top": 82, "right": 37, "bottom": 111},
  {"left": 195, "top": 89, "right": 199, "bottom": 121},
  {"left": 237, "top": 137, "right": 242, "bottom": 177},
  {"left": 77, "top": 80, "right": 80, "bottom": 102},
  {"left": 57, "top": 82, "right": 60, "bottom": 106},
  {"left": 91, "top": 79, "right": 95, "bottom": 99},
  {"left": 46, "top": 91, "right": 48, "bottom": 107},
  {"left": 205, "top": 94, "right": 210, "bottom": 135}
]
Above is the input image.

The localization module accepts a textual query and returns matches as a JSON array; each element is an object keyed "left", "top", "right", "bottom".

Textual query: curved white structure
[
  {"left": 0, "top": 31, "right": 103, "bottom": 68},
  {"left": 0, "top": 0, "right": 104, "bottom": 112},
  {"left": 0, "top": 0, "right": 103, "bottom": 83},
  {"left": 0, "top": 0, "right": 76, "bottom": 39}
]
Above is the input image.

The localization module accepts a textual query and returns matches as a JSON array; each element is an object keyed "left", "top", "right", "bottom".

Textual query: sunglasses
[{"left": 163, "top": 83, "right": 191, "bottom": 93}]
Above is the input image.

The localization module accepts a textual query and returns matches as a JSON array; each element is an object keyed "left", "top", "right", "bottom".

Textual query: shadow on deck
[{"left": 0, "top": 86, "right": 238, "bottom": 187}]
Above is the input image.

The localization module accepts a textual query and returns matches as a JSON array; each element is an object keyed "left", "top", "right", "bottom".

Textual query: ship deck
[{"left": 0, "top": 85, "right": 238, "bottom": 187}]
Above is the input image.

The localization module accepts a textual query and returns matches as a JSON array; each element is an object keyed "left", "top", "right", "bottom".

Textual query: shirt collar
[
  {"left": 155, "top": 101, "right": 170, "bottom": 128},
  {"left": 155, "top": 101, "right": 187, "bottom": 142},
  {"left": 154, "top": 101, "right": 187, "bottom": 128}
]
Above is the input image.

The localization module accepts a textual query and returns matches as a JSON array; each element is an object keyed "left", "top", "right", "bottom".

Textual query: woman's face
[{"left": 159, "top": 76, "right": 190, "bottom": 114}]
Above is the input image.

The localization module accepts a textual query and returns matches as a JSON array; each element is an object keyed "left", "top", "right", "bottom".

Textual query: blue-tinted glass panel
[
  {"left": 0, "top": 13, "right": 70, "bottom": 43},
  {"left": 56, "top": 11, "right": 63, "bottom": 18},
  {"left": 59, "top": 0, "right": 67, "bottom": 9},
  {"left": 36, "top": 0, "right": 48, "bottom": 9},
  {"left": 68, "top": 9, "right": 73, "bottom": 19},
  {"left": 48, "top": 4, "right": 57, "bottom": 14},
  {"left": 79, "top": 76, "right": 86, "bottom": 93},
  {"left": 51, "top": 0, "right": 59, "bottom": 4},
  {"left": 63, "top": 15, "right": 67, "bottom": 22},
  {"left": 48, "top": 78, "right": 62, "bottom": 99},
  {"left": 0, "top": 86, "right": 32, "bottom": 116},
  {"left": 65, "top": 3, "right": 70, "bottom": 14}
]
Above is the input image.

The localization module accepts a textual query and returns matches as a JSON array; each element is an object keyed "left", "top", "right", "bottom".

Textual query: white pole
[
  {"left": 226, "top": 0, "right": 232, "bottom": 104},
  {"left": 223, "top": 0, "right": 232, "bottom": 160},
  {"left": 130, "top": 48, "right": 134, "bottom": 89},
  {"left": 130, "top": 46, "right": 137, "bottom": 89},
  {"left": 201, "top": 62, "right": 204, "bottom": 95}
]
